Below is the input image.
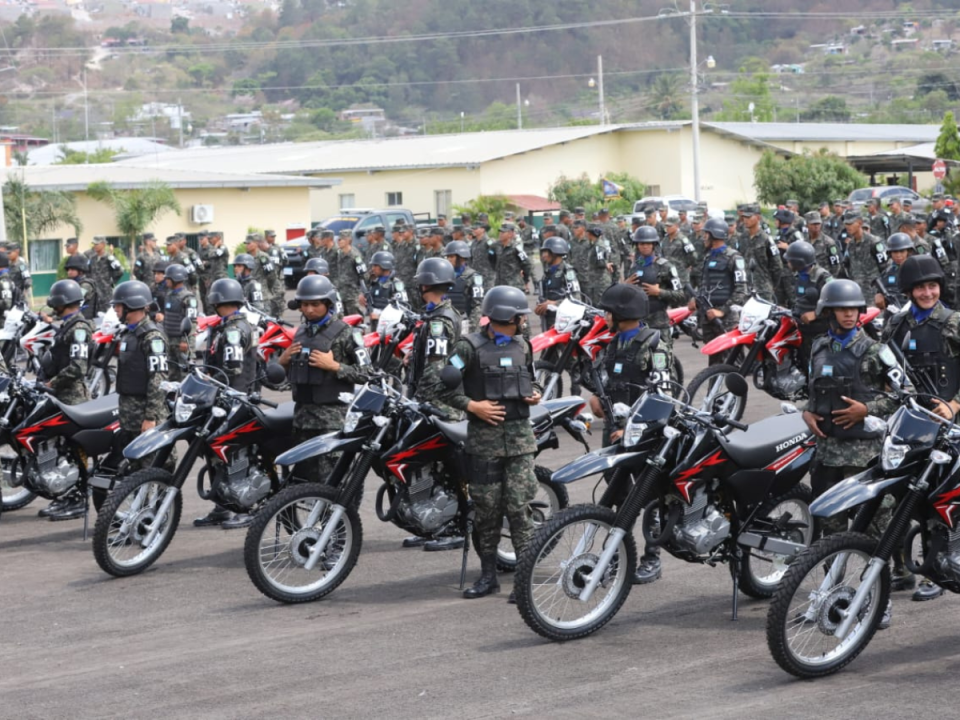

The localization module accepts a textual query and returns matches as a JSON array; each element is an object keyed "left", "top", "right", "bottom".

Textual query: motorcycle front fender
[
  {"left": 541, "top": 396, "right": 585, "bottom": 418},
  {"left": 275, "top": 432, "right": 366, "bottom": 466},
  {"left": 551, "top": 445, "right": 647, "bottom": 484},
  {"left": 700, "top": 328, "right": 756, "bottom": 356},
  {"left": 123, "top": 424, "right": 195, "bottom": 459},
  {"left": 809, "top": 466, "right": 906, "bottom": 518},
  {"left": 532, "top": 328, "right": 572, "bottom": 354}
]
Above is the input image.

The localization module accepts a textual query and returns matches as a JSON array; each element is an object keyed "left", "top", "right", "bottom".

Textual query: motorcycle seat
[
  {"left": 434, "top": 418, "right": 468, "bottom": 445},
  {"left": 259, "top": 401, "right": 295, "bottom": 431},
  {"left": 58, "top": 393, "right": 119, "bottom": 429},
  {"left": 716, "top": 412, "right": 809, "bottom": 469}
]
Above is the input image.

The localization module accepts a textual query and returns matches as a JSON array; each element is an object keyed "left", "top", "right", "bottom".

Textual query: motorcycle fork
[
  {"left": 733, "top": 339, "right": 763, "bottom": 378},
  {"left": 542, "top": 341, "right": 577, "bottom": 400}
]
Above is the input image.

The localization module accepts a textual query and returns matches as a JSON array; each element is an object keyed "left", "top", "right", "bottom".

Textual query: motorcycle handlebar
[
  {"left": 251, "top": 394, "right": 279, "bottom": 409},
  {"left": 420, "top": 402, "right": 453, "bottom": 422}
]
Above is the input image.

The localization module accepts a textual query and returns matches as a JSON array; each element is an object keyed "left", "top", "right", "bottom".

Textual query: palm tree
[
  {"left": 86, "top": 180, "right": 181, "bottom": 264},
  {"left": 649, "top": 74, "right": 685, "bottom": 120},
  {"left": 3, "top": 178, "right": 83, "bottom": 250}
]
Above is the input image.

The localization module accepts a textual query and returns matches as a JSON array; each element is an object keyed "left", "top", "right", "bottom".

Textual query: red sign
[{"left": 933, "top": 159, "right": 947, "bottom": 180}]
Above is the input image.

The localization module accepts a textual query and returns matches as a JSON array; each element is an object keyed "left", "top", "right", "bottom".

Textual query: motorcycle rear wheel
[
  {"left": 1, "top": 454, "right": 35, "bottom": 511},
  {"left": 766, "top": 532, "right": 888, "bottom": 679},
  {"left": 87, "top": 366, "right": 114, "bottom": 400},
  {"left": 534, "top": 361, "right": 564, "bottom": 402},
  {"left": 514, "top": 504, "right": 636, "bottom": 641},
  {"left": 686, "top": 363, "right": 747, "bottom": 421},
  {"left": 92, "top": 469, "right": 182, "bottom": 578},
  {"left": 244, "top": 483, "right": 362, "bottom": 604},
  {"left": 739, "top": 484, "right": 814, "bottom": 598},
  {"left": 496, "top": 466, "right": 570, "bottom": 572}
]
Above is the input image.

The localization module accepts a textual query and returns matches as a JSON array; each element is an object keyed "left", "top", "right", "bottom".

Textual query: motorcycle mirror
[
  {"left": 724, "top": 372, "right": 748, "bottom": 398},
  {"left": 265, "top": 362, "right": 286, "bottom": 386},
  {"left": 440, "top": 364, "right": 462, "bottom": 390},
  {"left": 780, "top": 402, "right": 799, "bottom": 415},
  {"left": 180, "top": 317, "right": 193, "bottom": 336},
  {"left": 287, "top": 298, "right": 300, "bottom": 311}
]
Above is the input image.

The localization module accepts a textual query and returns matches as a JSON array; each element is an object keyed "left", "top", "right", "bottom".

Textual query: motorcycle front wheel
[
  {"left": 766, "top": 532, "right": 889, "bottom": 679},
  {"left": 86, "top": 366, "right": 114, "bottom": 400},
  {"left": 534, "top": 360, "right": 564, "bottom": 402},
  {"left": 496, "top": 466, "right": 570, "bottom": 572},
  {"left": 92, "top": 469, "right": 182, "bottom": 578},
  {"left": 244, "top": 483, "right": 362, "bottom": 604},
  {"left": 514, "top": 504, "right": 636, "bottom": 641},
  {"left": 739, "top": 484, "right": 814, "bottom": 598},
  {"left": 686, "top": 363, "right": 747, "bottom": 421}
]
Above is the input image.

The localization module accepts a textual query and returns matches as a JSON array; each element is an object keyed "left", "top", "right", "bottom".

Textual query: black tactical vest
[
  {"left": 369, "top": 277, "right": 397, "bottom": 311},
  {"left": 78, "top": 277, "right": 98, "bottom": 320},
  {"left": 288, "top": 319, "right": 355, "bottom": 405},
  {"left": 409, "top": 304, "right": 461, "bottom": 390},
  {"left": 603, "top": 328, "right": 659, "bottom": 406},
  {"left": 462, "top": 332, "right": 534, "bottom": 421},
  {"left": 793, "top": 268, "right": 827, "bottom": 315},
  {"left": 809, "top": 332, "right": 883, "bottom": 440},
  {"left": 117, "top": 321, "right": 158, "bottom": 397},
  {"left": 41, "top": 313, "right": 93, "bottom": 381},
  {"left": 890, "top": 308, "right": 960, "bottom": 399},
  {"left": 163, "top": 290, "right": 190, "bottom": 338},
  {"left": 448, "top": 269, "right": 481, "bottom": 314},
  {"left": 209, "top": 315, "right": 256, "bottom": 393},
  {"left": 702, "top": 250, "right": 735, "bottom": 307},
  {"left": 539, "top": 263, "right": 573, "bottom": 302},
  {"left": 632, "top": 260, "right": 666, "bottom": 316}
]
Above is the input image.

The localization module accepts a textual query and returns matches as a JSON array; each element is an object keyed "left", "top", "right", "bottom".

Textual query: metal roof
[
  {"left": 2, "top": 164, "right": 341, "bottom": 191},
  {"left": 26, "top": 138, "right": 174, "bottom": 166},
  {"left": 707, "top": 122, "right": 941, "bottom": 143},
  {"left": 846, "top": 142, "right": 959, "bottom": 175}
]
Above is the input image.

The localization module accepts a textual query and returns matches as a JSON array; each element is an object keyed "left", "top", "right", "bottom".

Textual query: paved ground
[{"left": 1, "top": 315, "right": 958, "bottom": 719}]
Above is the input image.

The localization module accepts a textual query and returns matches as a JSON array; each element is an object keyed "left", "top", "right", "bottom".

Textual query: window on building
[
  {"left": 645, "top": 185, "right": 661, "bottom": 197},
  {"left": 29, "top": 239, "right": 61, "bottom": 273},
  {"left": 339, "top": 193, "right": 355, "bottom": 209},
  {"left": 386, "top": 191, "right": 403, "bottom": 207},
  {"left": 435, "top": 190, "right": 452, "bottom": 218}
]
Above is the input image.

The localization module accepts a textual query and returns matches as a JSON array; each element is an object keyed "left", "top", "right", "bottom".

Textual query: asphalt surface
[{"left": 2, "top": 302, "right": 958, "bottom": 720}]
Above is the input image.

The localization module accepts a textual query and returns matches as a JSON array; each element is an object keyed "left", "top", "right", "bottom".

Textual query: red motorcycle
[
  {"left": 685, "top": 295, "right": 882, "bottom": 420},
  {"left": 532, "top": 298, "right": 687, "bottom": 401}
]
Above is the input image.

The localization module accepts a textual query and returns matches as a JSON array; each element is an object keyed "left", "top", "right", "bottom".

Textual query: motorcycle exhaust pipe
[{"left": 738, "top": 532, "right": 805, "bottom": 557}]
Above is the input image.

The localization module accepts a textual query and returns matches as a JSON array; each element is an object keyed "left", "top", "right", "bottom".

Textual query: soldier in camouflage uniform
[
  {"left": 56, "top": 238, "right": 80, "bottom": 280},
  {"left": 841, "top": 210, "right": 887, "bottom": 306},
  {"left": 567, "top": 220, "right": 591, "bottom": 298},
  {"left": 677, "top": 209, "right": 693, "bottom": 238},
  {"left": 925, "top": 211, "right": 955, "bottom": 307},
  {"left": 88, "top": 237, "right": 124, "bottom": 309},
  {"left": 886, "top": 197, "right": 907, "bottom": 236},
  {"left": 691, "top": 219, "right": 749, "bottom": 365},
  {"left": 300, "top": 229, "right": 323, "bottom": 266},
  {"left": 196, "top": 232, "right": 214, "bottom": 313},
  {"left": 441, "top": 286, "right": 541, "bottom": 600},
  {"left": 112, "top": 281, "right": 170, "bottom": 467},
  {"left": 627, "top": 226, "right": 685, "bottom": 365},
  {"left": 805, "top": 211, "right": 843, "bottom": 278},
  {"left": 261, "top": 232, "right": 286, "bottom": 317},
  {"left": 740, "top": 204, "right": 781, "bottom": 303},
  {"left": 494, "top": 222, "right": 532, "bottom": 293},
  {"left": 773, "top": 209, "right": 805, "bottom": 307},
  {"left": 688, "top": 212, "right": 707, "bottom": 288},
  {"left": 232, "top": 254, "right": 265, "bottom": 311},
  {"left": 157, "top": 264, "right": 198, "bottom": 382},
  {"left": 468, "top": 224, "right": 498, "bottom": 290},
  {"left": 391, "top": 223, "right": 418, "bottom": 292},
  {"left": 6, "top": 243, "right": 31, "bottom": 307},
  {"left": 177, "top": 234, "right": 203, "bottom": 292},
  {"left": 244, "top": 234, "right": 278, "bottom": 316},
  {"left": 278, "top": 275, "right": 371, "bottom": 482},
  {"left": 534, "top": 234, "right": 580, "bottom": 331},
  {"left": 445, "top": 241, "right": 484, "bottom": 332},
  {"left": 334, "top": 229, "right": 367, "bottom": 317},
  {"left": 517, "top": 215, "right": 538, "bottom": 256},
  {"left": 866, "top": 199, "right": 891, "bottom": 241},
  {"left": 874, "top": 232, "right": 914, "bottom": 314},
  {"left": 34, "top": 278, "right": 96, "bottom": 521},
  {"left": 786, "top": 200, "right": 805, "bottom": 235},
  {"left": 784, "top": 240, "right": 833, "bottom": 370},
  {"left": 204, "top": 232, "right": 229, "bottom": 299},
  {"left": 133, "top": 233, "right": 162, "bottom": 284},
  {"left": 165, "top": 236, "right": 199, "bottom": 290},
  {"left": 662, "top": 214, "right": 697, "bottom": 288},
  {"left": 361, "top": 225, "right": 391, "bottom": 266},
  {"left": 150, "top": 261, "right": 168, "bottom": 321},
  {"left": 64, "top": 255, "right": 99, "bottom": 320},
  {"left": 556, "top": 211, "right": 573, "bottom": 242}
]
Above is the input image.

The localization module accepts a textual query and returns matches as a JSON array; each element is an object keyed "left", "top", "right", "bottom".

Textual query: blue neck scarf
[
  {"left": 710, "top": 245, "right": 727, "bottom": 257},
  {"left": 828, "top": 326, "right": 857, "bottom": 349},
  {"left": 425, "top": 298, "right": 447, "bottom": 312},
  {"left": 545, "top": 263, "right": 559, "bottom": 276},
  {"left": 454, "top": 265, "right": 465, "bottom": 277},
  {"left": 311, "top": 313, "right": 332, "bottom": 329},
  {"left": 641, "top": 254, "right": 654, "bottom": 267},
  {"left": 377, "top": 275, "right": 391, "bottom": 284},
  {"left": 60, "top": 310, "right": 79, "bottom": 322},
  {"left": 911, "top": 302, "right": 937, "bottom": 324},
  {"left": 493, "top": 332, "right": 513, "bottom": 347},
  {"left": 618, "top": 326, "right": 641, "bottom": 345},
  {"left": 798, "top": 270, "right": 810, "bottom": 281}
]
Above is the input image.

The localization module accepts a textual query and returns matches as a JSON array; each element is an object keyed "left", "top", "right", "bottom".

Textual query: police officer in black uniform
[
  {"left": 364, "top": 251, "right": 407, "bottom": 324},
  {"left": 785, "top": 240, "right": 833, "bottom": 369},
  {"left": 194, "top": 278, "right": 260, "bottom": 529},
  {"left": 444, "top": 240, "right": 485, "bottom": 333},
  {"left": 534, "top": 237, "right": 581, "bottom": 332},
  {"left": 232, "top": 254, "right": 265, "bottom": 312},
  {"left": 158, "top": 263, "right": 198, "bottom": 382},
  {"left": 874, "top": 232, "right": 915, "bottom": 314},
  {"left": 63, "top": 254, "right": 99, "bottom": 320}
]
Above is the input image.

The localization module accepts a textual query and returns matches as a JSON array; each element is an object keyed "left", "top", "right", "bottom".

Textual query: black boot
[
  {"left": 46, "top": 492, "right": 86, "bottom": 522},
  {"left": 38, "top": 495, "right": 70, "bottom": 518},
  {"left": 463, "top": 555, "right": 500, "bottom": 599},
  {"left": 193, "top": 506, "right": 233, "bottom": 528}
]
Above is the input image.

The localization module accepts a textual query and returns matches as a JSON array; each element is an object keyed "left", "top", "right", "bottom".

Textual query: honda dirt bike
[
  {"left": 532, "top": 297, "right": 685, "bottom": 402},
  {"left": 87, "top": 308, "right": 123, "bottom": 399},
  {"left": 0, "top": 370, "right": 45, "bottom": 514},
  {"left": 91, "top": 365, "right": 297, "bottom": 577},
  {"left": 685, "top": 295, "right": 882, "bottom": 422},
  {"left": 243, "top": 373, "right": 589, "bottom": 604},
  {"left": 669, "top": 305, "right": 702, "bottom": 347},
  {"left": 513, "top": 373, "right": 817, "bottom": 641},
  {"left": 0, "top": 306, "right": 56, "bottom": 378},
  {"left": 766, "top": 390, "right": 960, "bottom": 678}
]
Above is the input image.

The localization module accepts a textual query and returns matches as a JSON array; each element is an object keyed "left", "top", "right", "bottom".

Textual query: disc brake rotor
[
  {"left": 290, "top": 527, "right": 322, "bottom": 567},
  {"left": 816, "top": 585, "right": 857, "bottom": 634},
  {"left": 561, "top": 553, "right": 601, "bottom": 599}
]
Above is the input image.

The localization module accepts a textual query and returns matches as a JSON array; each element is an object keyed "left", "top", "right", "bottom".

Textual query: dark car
[
  {"left": 282, "top": 209, "right": 416, "bottom": 286},
  {"left": 848, "top": 186, "right": 931, "bottom": 212}
]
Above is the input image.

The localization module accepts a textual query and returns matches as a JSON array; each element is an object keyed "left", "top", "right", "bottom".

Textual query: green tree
[
  {"left": 86, "top": 181, "right": 181, "bottom": 264},
  {"left": 548, "top": 172, "right": 645, "bottom": 216},
  {"left": 753, "top": 150, "right": 866, "bottom": 213},
  {"left": 800, "top": 96, "right": 851, "bottom": 123},
  {"left": 649, "top": 74, "right": 684, "bottom": 120},
  {"left": 715, "top": 71, "right": 777, "bottom": 122},
  {"left": 56, "top": 147, "right": 123, "bottom": 164},
  {"left": 451, "top": 195, "right": 512, "bottom": 233},
  {"left": 171, "top": 17, "right": 189, "bottom": 34},
  {"left": 3, "top": 179, "right": 83, "bottom": 253},
  {"left": 935, "top": 111, "right": 960, "bottom": 161}
]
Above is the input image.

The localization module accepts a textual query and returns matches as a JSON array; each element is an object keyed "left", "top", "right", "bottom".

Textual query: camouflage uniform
[
  {"left": 810, "top": 232, "right": 843, "bottom": 278},
  {"left": 204, "top": 244, "right": 229, "bottom": 288},
  {"left": 207, "top": 310, "right": 256, "bottom": 392},
  {"left": 662, "top": 231, "right": 697, "bottom": 286},
  {"left": 742, "top": 228, "right": 781, "bottom": 303},
  {"left": 698, "top": 245, "right": 749, "bottom": 363},
  {"left": 8, "top": 257, "right": 31, "bottom": 305},
  {"left": 265, "top": 242, "right": 287, "bottom": 317},
  {"left": 391, "top": 236, "right": 418, "bottom": 291},
  {"left": 43, "top": 310, "right": 94, "bottom": 405},
  {"left": 361, "top": 237, "right": 392, "bottom": 267},
  {"left": 888, "top": 211, "right": 908, "bottom": 236},
  {"left": 165, "top": 248, "right": 199, "bottom": 290},
  {"left": 442, "top": 330, "right": 541, "bottom": 557},
  {"left": 494, "top": 241, "right": 532, "bottom": 291},
  {"left": 161, "top": 287, "right": 198, "bottom": 382},
  {"left": 250, "top": 249, "right": 279, "bottom": 315},
  {"left": 183, "top": 245, "right": 204, "bottom": 292},
  {"left": 117, "top": 316, "right": 169, "bottom": 434},
  {"left": 88, "top": 252, "right": 125, "bottom": 310},
  {"left": 469, "top": 233, "right": 498, "bottom": 288},
  {"left": 844, "top": 232, "right": 887, "bottom": 307},
  {"left": 869, "top": 212, "right": 891, "bottom": 242},
  {"left": 134, "top": 248, "right": 161, "bottom": 284},
  {"left": 409, "top": 298, "right": 462, "bottom": 418},
  {"left": 76, "top": 274, "right": 99, "bottom": 321},
  {"left": 335, "top": 247, "right": 367, "bottom": 317},
  {"left": 238, "top": 275, "right": 265, "bottom": 312}
]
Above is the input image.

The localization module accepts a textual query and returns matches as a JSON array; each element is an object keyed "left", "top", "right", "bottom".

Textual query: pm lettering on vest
[
  {"left": 149, "top": 354, "right": 168, "bottom": 372},
  {"left": 427, "top": 337, "right": 448, "bottom": 357}
]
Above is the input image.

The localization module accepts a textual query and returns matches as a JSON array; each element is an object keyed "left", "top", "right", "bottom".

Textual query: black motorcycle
[
  {"left": 243, "top": 373, "right": 589, "bottom": 604},
  {"left": 91, "top": 364, "right": 296, "bottom": 577},
  {"left": 513, "top": 374, "right": 816, "bottom": 641}
]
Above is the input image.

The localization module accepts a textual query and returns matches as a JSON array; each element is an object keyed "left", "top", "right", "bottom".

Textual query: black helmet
[
  {"left": 632, "top": 226, "right": 660, "bottom": 245},
  {"left": 207, "top": 278, "right": 244, "bottom": 307},
  {"left": 481, "top": 286, "right": 531, "bottom": 323},
  {"left": 413, "top": 258, "right": 455, "bottom": 289},
  {"left": 47, "top": 279, "right": 83, "bottom": 309},
  {"left": 600, "top": 283, "right": 649, "bottom": 321},
  {"left": 444, "top": 240, "right": 472, "bottom": 259},
  {"left": 232, "top": 253, "right": 256, "bottom": 270},
  {"left": 815, "top": 279, "right": 866, "bottom": 316},
  {"left": 295, "top": 275, "right": 338, "bottom": 304},
  {"left": 784, "top": 241, "right": 816, "bottom": 271},
  {"left": 111, "top": 281, "right": 153, "bottom": 310},
  {"left": 773, "top": 208, "right": 795, "bottom": 225},
  {"left": 0, "top": 253, "right": 10, "bottom": 269},
  {"left": 886, "top": 232, "right": 915, "bottom": 252},
  {"left": 899, "top": 254, "right": 945, "bottom": 295},
  {"left": 369, "top": 251, "right": 395, "bottom": 271},
  {"left": 540, "top": 237, "right": 570, "bottom": 257},
  {"left": 703, "top": 218, "right": 729, "bottom": 241},
  {"left": 304, "top": 257, "right": 329, "bottom": 275},
  {"left": 153, "top": 260, "right": 169, "bottom": 274},
  {"left": 64, "top": 254, "right": 89, "bottom": 272},
  {"left": 164, "top": 263, "right": 189, "bottom": 283}
]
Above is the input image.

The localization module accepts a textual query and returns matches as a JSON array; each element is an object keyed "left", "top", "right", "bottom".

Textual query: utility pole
[
  {"left": 83, "top": 68, "right": 89, "bottom": 142},
  {"left": 178, "top": 97, "right": 183, "bottom": 148},
  {"left": 689, "top": 0, "right": 702, "bottom": 202},
  {"left": 516, "top": 83, "right": 522, "bottom": 130},
  {"left": 597, "top": 55, "right": 606, "bottom": 125}
]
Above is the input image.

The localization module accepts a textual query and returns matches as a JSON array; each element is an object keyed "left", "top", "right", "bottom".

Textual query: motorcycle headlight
[
  {"left": 881, "top": 436, "right": 909, "bottom": 471},
  {"left": 623, "top": 422, "right": 647, "bottom": 448},
  {"left": 0, "top": 391, "right": 9, "bottom": 403},
  {"left": 174, "top": 398, "right": 196, "bottom": 424},
  {"left": 343, "top": 410, "right": 363, "bottom": 433}
]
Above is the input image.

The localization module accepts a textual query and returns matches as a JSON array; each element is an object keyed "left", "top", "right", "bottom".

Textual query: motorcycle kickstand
[
  {"left": 83, "top": 487, "right": 92, "bottom": 541},
  {"left": 728, "top": 550, "right": 742, "bottom": 621}
]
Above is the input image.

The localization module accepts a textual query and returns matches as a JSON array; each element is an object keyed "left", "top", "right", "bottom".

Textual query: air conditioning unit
[{"left": 192, "top": 204, "right": 214, "bottom": 224}]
